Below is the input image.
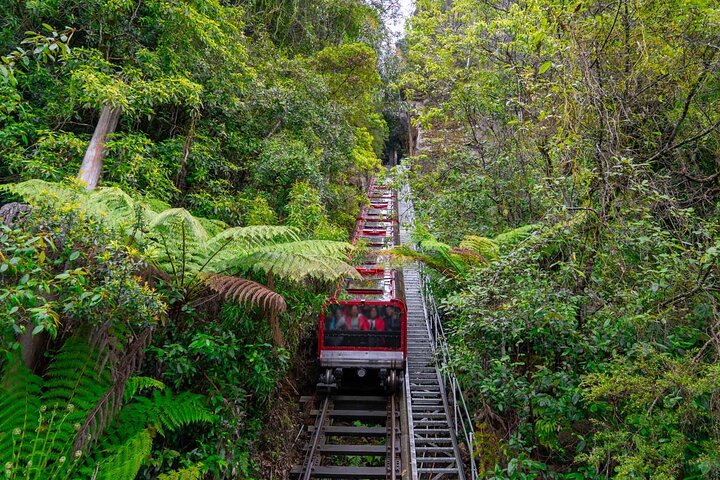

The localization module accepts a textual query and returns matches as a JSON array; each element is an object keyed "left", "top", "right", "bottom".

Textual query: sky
[{"left": 385, "top": 0, "right": 415, "bottom": 39}]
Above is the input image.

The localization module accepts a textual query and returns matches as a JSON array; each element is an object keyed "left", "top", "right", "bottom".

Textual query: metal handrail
[{"left": 419, "top": 271, "right": 478, "bottom": 479}]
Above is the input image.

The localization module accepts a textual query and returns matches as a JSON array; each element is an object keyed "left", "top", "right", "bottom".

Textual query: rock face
[{"left": 0, "top": 202, "right": 32, "bottom": 226}]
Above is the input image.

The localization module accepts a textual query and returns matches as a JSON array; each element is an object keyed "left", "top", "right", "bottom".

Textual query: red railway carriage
[{"left": 317, "top": 178, "right": 407, "bottom": 391}]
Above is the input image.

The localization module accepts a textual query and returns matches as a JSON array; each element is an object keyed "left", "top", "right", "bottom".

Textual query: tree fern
[
  {"left": 388, "top": 244, "right": 463, "bottom": 280},
  {"left": 388, "top": 234, "right": 500, "bottom": 281},
  {"left": 147, "top": 208, "right": 211, "bottom": 274},
  {"left": 7, "top": 180, "right": 359, "bottom": 345}
]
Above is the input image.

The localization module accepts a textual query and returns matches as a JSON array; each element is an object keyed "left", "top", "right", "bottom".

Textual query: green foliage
[
  {"left": 0, "top": 195, "right": 163, "bottom": 355},
  {"left": 0, "top": 0, "right": 387, "bottom": 232},
  {"left": 95, "top": 430, "right": 153, "bottom": 480},
  {"left": 389, "top": 228, "right": 499, "bottom": 282},
  {"left": 156, "top": 463, "right": 204, "bottom": 480},
  {"left": 0, "top": 335, "right": 212, "bottom": 480},
  {"left": 252, "top": 134, "right": 322, "bottom": 210},
  {"left": 403, "top": 0, "right": 720, "bottom": 476},
  {"left": 103, "top": 133, "right": 179, "bottom": 200},
  {"left": 6, "top": 180, "right": 358, "bottom": 285},
  {"left": 286, "top": 181, "right": 347, "bottom": 241},
  {"left": 0, "top": 0, "right": 393, "bottom": 476}
]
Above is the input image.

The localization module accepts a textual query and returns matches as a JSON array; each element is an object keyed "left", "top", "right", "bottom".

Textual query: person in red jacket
[
  {"left": 346, "top": 305, "right": 369, "bottom": 331},
  {"left": 365, "top": 306, "right": 385, "bottom": 332}
]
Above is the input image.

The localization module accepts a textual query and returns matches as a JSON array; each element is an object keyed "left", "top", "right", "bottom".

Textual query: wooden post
[{"left": 78, "top": 104, "right": 121, "bottom": 190}]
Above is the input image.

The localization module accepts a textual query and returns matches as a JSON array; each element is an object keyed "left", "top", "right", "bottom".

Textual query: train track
[{"left": 292, "top": 393, "right": 402, "bottom": 479}]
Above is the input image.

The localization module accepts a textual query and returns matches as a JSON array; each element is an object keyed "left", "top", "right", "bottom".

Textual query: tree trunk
[
  {"left": 19, "top": 324, "right": 48, "bottom": 371},
  {"left": 78, "top": 105, "right": 121, "bottom": 190},
  {"left": 174, "top": 115, "right": 197, "bottom": 191},
  {"left": 266, "top": 273, "right": 285, "bottom": 347}
]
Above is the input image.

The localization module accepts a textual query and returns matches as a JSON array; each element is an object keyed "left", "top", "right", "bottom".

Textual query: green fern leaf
[
  {"left": 123, "top": 376, "right": 166, "bottom": 403},
  {"left": 458, "top": 235, "right": 499, "bottom": 261},
  {"left": 242, "top": 250, "right": 360, "bottom": 282},
  {"left": 493, "top": 224, "right": 538, "bottom": 248},
  {"left": 0, "top": 354, "right": 42, "bottom": 465},
  {"left": 146, "top": 208, "right": 210, "bottom": 274},
  {"left": 103, "top": 389, "right": 212, "bottom": 447},
  {"left": 204, "top": 225, "right": 300, "bottom": 270},
  {"left": 41, "top": 336, "right": 112, "bottom": 468},
  {"left": 95, "top": 429, "right": 153, "bottom": 480}
]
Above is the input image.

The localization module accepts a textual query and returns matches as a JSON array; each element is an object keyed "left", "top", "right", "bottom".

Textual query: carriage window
[{"left": 324, "top": 304, "right": 402, "bottom": 349}]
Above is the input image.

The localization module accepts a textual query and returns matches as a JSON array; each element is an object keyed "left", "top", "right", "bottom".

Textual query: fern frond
[
  {"left": 151, "top": 390, "right": 213, "bottom": 434},
  {"left": 204, "top": 225, "right": 300, "bottom": 270},
  {"left": 102, "top": 389, "right": 212, "bottom": 451},
  {"left": 386, "top": 245, "right": 460, "bottom": 280},
  {"left": 257, "top": 240, "right": 354, "bottom": 257},
  {"left": 41, "top": 336, "right": 112, "bottom": 466},
  {"left": 203, "top": 273, "right": 287, "bottom": 314},
  {"left": 417, "top": 238, "right": 452, "bottom": 254},
  {"left": 242, "top": 251, "right": 360, "bottom": 282},
  {"left": 146, "top": 208, "right": 210, "bottom": 274},
  {"left": 195, "top": 217, "right": 228, "bottom": 237},
  {"left": 123, "top": 376, "right": 165, "bottom": 403},
  {"left": 4, "top": 181, "right": 156, "bottom": 235},
  {"left": 85, "top": 187, "right": 158, "bottom": 232},
  {"left": 459, "top": 235, "right": 499, "bottom": 260},
  {"left": 450, "top": 247, "right": 486, "bottom": 267},
  {"left": 95, "top": 429, "right": 153, "bottom": 480},
  {"left": 0, "top": 354, "right": 42, "bottom": 465},
  {"left": 3, "top": 179, "right": 81, "bottom": 205},
  {"left": 493, "top": 224, "right": 538, "bottom": 248}
]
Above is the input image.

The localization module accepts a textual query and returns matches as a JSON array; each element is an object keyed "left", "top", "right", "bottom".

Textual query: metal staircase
[{"left": 399, "top": 183, "right": 477, "bottom": 480}]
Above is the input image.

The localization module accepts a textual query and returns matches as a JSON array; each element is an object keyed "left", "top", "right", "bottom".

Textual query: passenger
[
  {"left": 329, "top": 307, "right": 347, "bottom": 330},
  {"left": 366, "top": 306, "right": 385, "bottom": 332},
  {"left": 346, "top": 305, "right": 368, "bottom": 330},
  {"left": 384, "top": 306, "right": 401, "bottom": 331}
]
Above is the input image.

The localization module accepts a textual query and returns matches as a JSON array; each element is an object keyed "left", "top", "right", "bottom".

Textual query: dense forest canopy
[
  {"left": 1, "top": 0, "right": 720, "bottom": 478},
  {"left": 0, "top": 0, "right": 396, "bottom": 477},
  {"left": 401, "top": 0, "right": 720, "bottom": 478}
]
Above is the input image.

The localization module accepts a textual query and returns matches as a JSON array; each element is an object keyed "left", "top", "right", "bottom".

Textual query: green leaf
[{"left": 538, "top": 61, "right": 552, "bottom": 74}]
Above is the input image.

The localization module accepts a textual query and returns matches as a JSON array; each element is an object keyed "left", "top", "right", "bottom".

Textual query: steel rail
[
  {"left": 300, "top": 395, "right": 331, "bottom": 480},
  {"left": 294, "top": 393, "right": 402, "bottom": 479},
  {"left": 388, "top": 394, "right": 398, "bottom": 480}
]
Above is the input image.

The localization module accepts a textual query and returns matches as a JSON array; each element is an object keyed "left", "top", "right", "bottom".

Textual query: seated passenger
[
  {"left": 328, "top": 307, "right": 347, "bottom": 330},
  {"left": 365, "top": 306, "right": 385, "bottom": 332},
  {"left": 384, "top": 306, "right": 401, "bottom": 331},
  {"left": 346, "top": 305, "right": 368, "bottom": 330}
]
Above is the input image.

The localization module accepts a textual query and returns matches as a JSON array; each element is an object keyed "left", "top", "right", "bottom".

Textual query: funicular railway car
[{"left": 317, "top": 178, "right": 407, "bottom": 391}]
